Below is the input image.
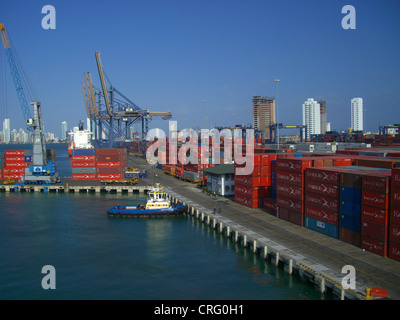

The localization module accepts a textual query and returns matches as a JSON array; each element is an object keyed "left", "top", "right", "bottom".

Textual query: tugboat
[{"left": 107, "top": 183, "right": 185, "bottom": 217}]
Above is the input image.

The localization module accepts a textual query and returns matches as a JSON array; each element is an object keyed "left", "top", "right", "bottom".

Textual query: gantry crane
[
  {"left": 0, "top": 23, "right": 58, "bottom": 184},
  {"left": 81, "top": 51, "right": 172, "bottom": 149}
]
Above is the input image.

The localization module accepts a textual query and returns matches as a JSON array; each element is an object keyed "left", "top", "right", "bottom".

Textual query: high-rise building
[
  {"left": 61, "top": 121, "right": 68, "bottom": 140},
  {"left": 302, "top": 98, "right": 321, "bottom": 140},
  {"left": 319, "top": 100, "right": 327, "bottom": 134},
  {"left": 252, "top": 96, "right": 275, "bottom": 139},
  {"left": 3, "top": 118, "right": 11, "bottom": 144},
  {"left": 351, "top": 98, "right": 363, "bottom": 131}
]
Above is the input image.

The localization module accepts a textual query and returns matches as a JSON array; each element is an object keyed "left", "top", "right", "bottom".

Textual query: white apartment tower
[
  {"left": 351, "top": 98, "right": 363, "bottom": 131},
  {"left": 302, "top": 98, "right": 321, "bottom": 140},
  {"left": 3, "top": 118, "right": 11, "bottom": 144},
  {"left": 61, "top": 121, "right": 68, "bottom": 140}
]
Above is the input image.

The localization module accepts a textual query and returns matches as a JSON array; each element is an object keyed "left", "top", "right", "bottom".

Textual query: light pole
[
  {"left": 202, "top": 98, "right": 206, "bottom": 129},
  {"left": 274, "top": 79, "right": 280, "bottom": 148}
]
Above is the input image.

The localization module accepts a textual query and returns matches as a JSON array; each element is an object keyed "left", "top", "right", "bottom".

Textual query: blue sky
[{"left": 1, "top": 0, "right": 399, "bottom": 137}]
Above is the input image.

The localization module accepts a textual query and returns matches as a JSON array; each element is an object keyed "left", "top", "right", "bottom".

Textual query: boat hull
[{"left": 107, "top": 203, "right": 185, "bottom": 218}]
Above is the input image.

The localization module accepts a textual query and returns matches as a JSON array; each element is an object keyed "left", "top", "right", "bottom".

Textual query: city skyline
[{"left": 1, "top": 1, "right": 399, "bottom": 135}]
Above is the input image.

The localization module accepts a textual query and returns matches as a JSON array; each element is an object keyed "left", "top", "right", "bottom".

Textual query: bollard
[
  {"left": 253, "top": 240, "right": 257, "bottom": 253},
  {"left": 263, "top": 246, "right": 268, "bottom": 259},
  {"left": 234, "top": 231, "right": 239, "bottom": 243},
  {"left": 275, "top": 252, "right": 280, "bottom": 266},
  {"left": 219, "top": 222, "right": 223, "bottom": 233},
  {"left": 243, "top": 235, "right": 247, "bottom": 247},
  {"left": 226, "top": 226, "right": 230, "bottom": 237}
]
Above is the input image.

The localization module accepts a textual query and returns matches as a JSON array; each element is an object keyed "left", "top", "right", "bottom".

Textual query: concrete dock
[{"left": 130, "top": 156, "right": 400, "bottom": 300}]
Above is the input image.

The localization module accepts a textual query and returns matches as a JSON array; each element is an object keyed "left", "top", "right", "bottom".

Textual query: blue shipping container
[
  {"left": 340, "top": 200, "right": 361, "bottom": 217},
  {"left": 340, "top": 213, "right": 361, "bottom": 232},
  {"left": 340, "top": 186, "right": 361, "bottom": 202},
  {"left": 305, "top": 216, "right": 339, "bottom": 238},
  {"left": 25, "top": 156, "right": 32, "bottom": 162},
  {"left": 71, "top": 149, "right": 96, "bottom": 156}
]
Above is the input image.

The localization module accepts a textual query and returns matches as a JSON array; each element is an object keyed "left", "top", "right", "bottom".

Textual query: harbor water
[{"left": 0, "top": 144, "right": 333, "bottom": 300}]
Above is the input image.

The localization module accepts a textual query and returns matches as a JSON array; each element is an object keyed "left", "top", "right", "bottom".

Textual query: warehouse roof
[{"left": 202, "top": 164, "right": 235, "bottom": 175}]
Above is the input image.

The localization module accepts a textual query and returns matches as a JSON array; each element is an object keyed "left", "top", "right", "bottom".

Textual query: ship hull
[{"left": 107, "top": 203, "right": 185, "bottom": 218}]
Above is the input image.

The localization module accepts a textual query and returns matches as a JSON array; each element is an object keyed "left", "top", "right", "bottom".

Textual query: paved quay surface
[{"left": 130, "top": 155, "right": 400, "bottom": 300}]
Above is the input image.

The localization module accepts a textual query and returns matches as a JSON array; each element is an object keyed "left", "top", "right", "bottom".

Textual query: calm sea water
[{"left": 0, "top": 144, "right": 333, "bottom": 300}]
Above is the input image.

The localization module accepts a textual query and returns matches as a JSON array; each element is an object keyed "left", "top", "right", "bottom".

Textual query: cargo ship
[
  {"left": 107, "top": 183, "right": 185, "bottom": 217},
  {"left": 68, "top": 122, "right": 94, "bottom": 156}
]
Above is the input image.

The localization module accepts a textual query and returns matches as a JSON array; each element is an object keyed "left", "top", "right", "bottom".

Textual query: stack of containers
[
  {"left": 3, "top": 150, "right": 26, "bottom": 180},
  {"left": 361, "top": 170, "right": 392, "bottom": 257},
  {"left": 71, "top": 149, "right": 96, "bottom": 180},
  {"left": 389, "top": 168, "right": 400, "bottom": 261},
  {"left": 260, "top": 156, "right": 277, "bottom": 215},
  {"left": 339, "top": 168, "right": 364, "bottom": 243},
  {"left": 234, "top": 154, "right": 273, "bottom": 208},
  {"left": 275, "top": 156, "right": 313, "bottom": 226},
  {"left": 304, "top": 167, "right": 341, "bottom": 239},
  {"left": 0, "top": 153, "right": 3, "bottom": 179},
  {"left": 96, "top": 148, "right": 128, "bottom": 180}
]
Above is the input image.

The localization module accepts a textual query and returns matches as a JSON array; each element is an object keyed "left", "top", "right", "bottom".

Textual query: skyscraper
[
  {"left": 302, "top": 98, "right": 321, "bottom": 140},
  {"left": 61, "top": 121, "right": 68, "bottom": 140},
  {"left": 3, "top": 118, "right": 10, "bottom": 144},
  {"left": 318, "top": 100, "right": 327, "bottom": 134},
  {"left": 252, "top": 96, "right": 275, "bottom": 139},
  {"left": 351, "top": 98, "right": 363, "bottom": 131}
]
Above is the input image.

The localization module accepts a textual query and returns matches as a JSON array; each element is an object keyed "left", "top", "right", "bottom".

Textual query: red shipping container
[
  {"left": 71, "top": 161, "right": 96, "bottom": 168},
  {"left": 276, "top": 158, "right": 313, "bottom": 173},
  {"left": 276, "top": 171, "right": 304, "bottom": 186},
  {"left": 261, "top": 165, "right": 271, "bottom": 177},
  {"left": 304, "top": 193, "right": 339, "bottom": 212},
  {"left": 332, "top": 158, "right": 353, "bottom": 166},
  {"left": 234, "top": 175, "right": 270, "bottom": 187},
  {"left": 2, "top": 167, "right": 25, "bottom": 174},
  {"left": 391, "top": 205, "right": 400, "bottom": 224},
  {"left": 362, "top": 205, "right": 388, "bottom": 225},
  {"left": 392, "top": 168, "right": 400, "bottom": 187},
  {"left": 361, "top": 220, "right": 387, "bottom": 241},
  {"left": 97, "top": 167, "right": 123, "bottom": 174},
  {"left": 5, "top": 156, "right": 25, "bottom": 161},
  {"left": 304, "top": 204, "right": 339, "bottom": 225},
  {"left": 71, "top": 155, "right": 96, "bottom": 161},
  {"left": 95, "top": 148, "right": 123, "bottom": 156},
  {"left": 391, "top": 187, "right": 400, "bottom": 206},
  {"left": 96, "top": 155, "right": 122, "bottom": 162},
  {"left": 262, "top": 198, "right": 276, "bottom": 212},
  {"left": 362, "top": 190, "right": 390, "bottom": 209},
  {"left": 72, "top": 173, "right": 96, "bottom": 180},
  {"left": 96, "top": 161, "right": 121, "bottom": 167},
  {"left": 278, "top": 207, "right": 303, "bottom": 226},
  {"left": 340, "top": 227, "right": 361, "bottom": 247},
  {"left": 276, "top": 195, "right": 303, "bottom": 213},
  {"left": 276, "top": 183, "right": 303, "bottom": 200},
  {"left": 388, "top": 242, "right": 400, "bottom": 262},
  {"left": 362, "top": 175, "right": 391, "bottom": 193},
  {"left": 361, "top": 235, "right": 387, "bottom": 257},
  {"left": 234, "top": 193, "right": 259, "bottom": 208},
  {"left": 5, "top": 150, "right": 24, "bottom": 156},
  {"left": 389, "top": 223, "right": 400, "bottom": 243},
  {"left": 305, "top": 167, "right": 341, "bottom": 185},
  {"left": 235, "top": 184, "right": 270, "bottom": 198},
  {"left": 305, "top": 180, "right": 339, "bottom": 198},
  {"left": 4, "top": 162, "right": 25, "bottom": 168},
  {"left": 96, "top": 173, "right": 122, "bottom": 180}
]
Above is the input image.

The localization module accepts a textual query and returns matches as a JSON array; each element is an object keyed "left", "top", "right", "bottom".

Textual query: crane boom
[
  {"left": 95, "top": 51, "right": 112, "bottom": 115},
  {"left": 0, "top": 23, "right": 33, "bottom": 131}
]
